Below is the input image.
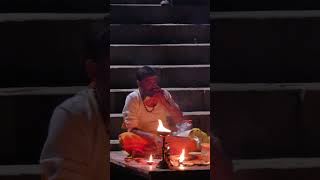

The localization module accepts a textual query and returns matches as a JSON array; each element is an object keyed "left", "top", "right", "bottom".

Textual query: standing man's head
[
  {"left": 84, "top": 25, "right": 108, "bottom": 84},
  {"left": 136, "top": 66, "right": 159, "bottom": 97},
  {"left": 83, "top": 22, "right": 109, "bottom": 124}
]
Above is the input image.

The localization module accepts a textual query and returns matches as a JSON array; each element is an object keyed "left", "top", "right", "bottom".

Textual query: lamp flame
[
  {"left": 157, "top": 119, "right": 171, "bottom": 133},
  {"left": 149, "top": 154, "right": 153, "bottom": 162},
  {"left": 178, "top": 148, "right": 185, "bottom": 163},
  {"left": 147, "top": 154, "right": 154, "bottom": 165}
]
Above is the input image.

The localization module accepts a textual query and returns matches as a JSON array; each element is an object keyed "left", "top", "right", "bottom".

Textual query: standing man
[{"left": 40, "top": 27, "right": 109, "bottom": 180}]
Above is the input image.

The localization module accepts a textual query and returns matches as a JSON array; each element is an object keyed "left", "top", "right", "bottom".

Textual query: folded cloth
[
  {"left": 119, "top": 132, "right": 198, "bottom": 157},
  {"left": 166, "top": 136, "right": 198, "bottom": 155}
]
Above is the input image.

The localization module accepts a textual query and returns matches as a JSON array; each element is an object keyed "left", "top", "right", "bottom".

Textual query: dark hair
[
  {"left": 136, "top": 66, "right": 157, "bottom": 81},
  {"left": 85, "top": 32, "right": 108, "bottom": 63},
  {"left": 84, "top": 23, "right": 109, "bottom": 63}
]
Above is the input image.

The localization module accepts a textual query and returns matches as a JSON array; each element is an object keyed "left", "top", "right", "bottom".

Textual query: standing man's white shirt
[
  {"left": 122, "top": 89, "right": 175, "bottom": 133},
  {"left": 40, "top": 88, "right": 109, "bottom": 180}
]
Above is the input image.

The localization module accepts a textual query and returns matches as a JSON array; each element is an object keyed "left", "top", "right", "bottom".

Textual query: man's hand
[
  {"left": 142, "top": 134, "right": 162, "bottom": 155},
  {"left": 152, "top": 88, "right": 183, "bottom": 127},
  {"left": 131, "top": 129, "right": 163, "bottom": 153},
  {"left": 152, "top": 88, "right": 168, "bottom": 105}
]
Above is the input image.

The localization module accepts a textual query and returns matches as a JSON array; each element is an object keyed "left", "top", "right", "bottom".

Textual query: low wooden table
[{"left": 110, "top": 151, "right": 210, "bottom": 180}]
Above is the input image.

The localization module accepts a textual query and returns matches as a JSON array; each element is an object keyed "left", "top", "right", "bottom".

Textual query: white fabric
[
  {"left": 122, "top": 89, "right": 174, "bottom": 133},
  {"left": 40, "top": 88, "right": 109, "bottom": 180}
]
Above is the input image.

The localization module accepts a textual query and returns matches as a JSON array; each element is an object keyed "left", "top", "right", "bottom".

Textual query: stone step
[
  {"left": 233, "top": 157, "right": 320, "bottom": 180},
  {"left": 234, "top": 168, "right": 320, "bottom": 180},
  {"left": 233, "top": 158, "right": 320, "bottom": 180},
  {"left": 211, "top": 11, "right": 320, "bottom": 20},
  {"left": 212, "top": 89, "right": 302, "bottom": 159},
  {"left": 111, "top": 43, "right": 209, "bottom": 65},
  {"left": 0, "top": 2, "right": 107, "bottom": 12},
  {"left": 0, "top": 13, "right": 106, "bottom": 22},
  {"left": 0, "top": 20, "right": 105, "bottom": 88},
  {"left": 110, "top": 111, "right": 210, "bottom": 139},
  {"left": 111, "top": 0, "right": 208, "bottom": 5},
  {"left": 111, "top": 24, "right": 210, "bottom": 44},
  {"left": 0, "top": 94, "right": 72, "bottom": 164},
  {"left": 0, "top": 165, "right": 41, "bottom": 180},
  {"left": 213, "top": 3, "right": 320, "bottom": 12},
  {"left": 110, "top": 64, "right": 210, "bottom": 88},
  {"left": 212, "top": 16, "right": 320, "bottom": 83},
  {"left": 110, "top": 87, "right": 210, "bottom": 113},
  {"left": 111, "top": 4, "right": 209, "bottom": 24}
]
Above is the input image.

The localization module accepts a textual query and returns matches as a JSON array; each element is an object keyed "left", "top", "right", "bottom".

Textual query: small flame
[
  {"left": 157, "top": 119, "right": 171, "bottom": 133},
  {"left": 178, "top": 149, "right": 185, "bottom": 163},
  {"left": 148, "top": 154, "right": 153, "bottom": 162},
  {"left": 178, "top": 164, "right": 185, "bottom": 170}
]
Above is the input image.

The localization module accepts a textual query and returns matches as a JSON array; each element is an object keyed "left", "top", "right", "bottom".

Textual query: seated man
[{"left": 119, "top": 66, "right": 198, "bottom": 157}]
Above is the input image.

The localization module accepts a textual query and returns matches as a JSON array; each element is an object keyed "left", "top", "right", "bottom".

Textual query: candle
[
  {"left": 147, "top": 154, "right": 154, "bottom": 165},
  {"left": 178, "top": 148, "right": 185, "bottom": 165},
  {"left": 178, "top": 164, "right": 185, "bottom": 170},
  {"left": 178, "top": 150, "right": 185, "bottom": 170}
]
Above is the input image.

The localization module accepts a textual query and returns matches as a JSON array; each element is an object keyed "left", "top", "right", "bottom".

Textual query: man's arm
[
  {"left": 130, "top": 128, "right": 162, "bottom": 152},
  {"left": 40, "top": 107, "right": 90, "bottom": 180},
  {"left": 122, "top": 94, "right": 139, "bottom": 131},
  {"left": 122, "top": 94, "right": 162, "bottom": 149}
]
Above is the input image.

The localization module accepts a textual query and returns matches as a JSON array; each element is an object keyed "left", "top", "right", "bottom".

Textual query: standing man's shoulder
[{"left": 57, "top": 89, "right": 93, "bottom": 114}]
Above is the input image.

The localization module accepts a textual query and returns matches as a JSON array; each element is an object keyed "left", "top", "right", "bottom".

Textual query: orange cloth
[
  {"left": 166, "top": 136, "right": 198, "bottom": 155},
  {"left": 118, "top": 132, "right": 149, "bottom": 157},
  {"left": 119, "top": 132, "right": 197, "bottom": 157}
]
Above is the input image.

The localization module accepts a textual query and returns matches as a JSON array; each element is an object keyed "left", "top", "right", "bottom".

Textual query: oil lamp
[{"left": 156, "top": 119, "right": 171, "bottom": 169}]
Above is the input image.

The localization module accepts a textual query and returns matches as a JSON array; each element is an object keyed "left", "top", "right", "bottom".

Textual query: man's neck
[
  {"left": 88, "top": 80, "right": 96, "bottom": 89},
  {"left": 138, "top": 88, "right": 147, "bottom": 100}
]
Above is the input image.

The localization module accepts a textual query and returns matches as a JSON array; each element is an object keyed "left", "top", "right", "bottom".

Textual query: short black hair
[
  {"left": 136, "top": 66, "right": 157, "bottom": 81},
  {"left": 85, "top": 31, "right": 108, "bottom": 63},
  {"left": 84, "top": 22, "right": 109, "bottom": 63}
]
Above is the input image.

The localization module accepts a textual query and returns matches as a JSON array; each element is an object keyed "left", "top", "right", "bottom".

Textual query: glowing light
[
  {"left": 157, "top": 119, "right": 171, "bottom": 133},
  {"left": 147, "top": 154, "right": 154, "bottom": 165},
  {"left": 178, "top": 148, "right": 185, "bottom": 163},
  {"left": 178, "top": 164, "right": 185, "bottom": 170},
  {"left": 149, "top": 154, "right": 153, "bottom": 162}
]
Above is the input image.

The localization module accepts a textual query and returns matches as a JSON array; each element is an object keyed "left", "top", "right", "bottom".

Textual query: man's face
[{"left": 139, "top": 75, "right": 159, "bottom": 96}]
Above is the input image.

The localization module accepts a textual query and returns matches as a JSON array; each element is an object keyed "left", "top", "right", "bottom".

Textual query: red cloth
[
  {"left": 166, "top": 136, "right": 198, "bottom": 155},
  {"left": 119, "top": 132, "right": 148, "bottom": 156}
]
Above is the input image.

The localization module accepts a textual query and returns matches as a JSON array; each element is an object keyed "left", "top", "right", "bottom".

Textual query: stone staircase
[
  {"left": 110, "top": 0, "right": 210, "bottom": 142},
  {"left": 212, "top": 11, "right": 320, "bottom": 180}
]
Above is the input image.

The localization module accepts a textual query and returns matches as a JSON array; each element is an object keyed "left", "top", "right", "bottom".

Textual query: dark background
[
  {"left": 211, "top": 0, "right": 320, "bottom": 161},
  {"left": 0, "top": 20, "right": 105, "bottom": 164},
  {"left": 0, "top": 0, "right": 108, "bottom": 12},
  {"left": 212, "top": 0, "right": 320, "bottom": 11},
  {"left": 212, "top": 18, "right": 320, "bottom": 83}
]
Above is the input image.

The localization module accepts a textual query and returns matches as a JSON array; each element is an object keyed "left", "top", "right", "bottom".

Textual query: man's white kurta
[
  {"left": 40, "top": 88, "right": 109, "bottom": 180},
  {"left": 122, "top": 89, "right": 174, "bottom": 133}
]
